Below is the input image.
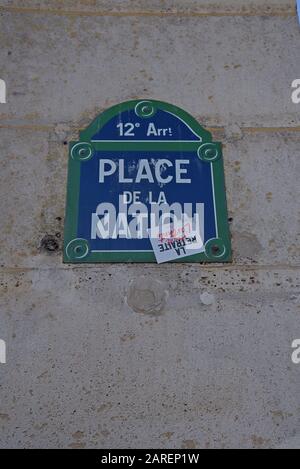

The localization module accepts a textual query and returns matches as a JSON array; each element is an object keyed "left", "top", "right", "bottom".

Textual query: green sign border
[{"left": 63, "top": 99, "right": 232, "bottom": 263}]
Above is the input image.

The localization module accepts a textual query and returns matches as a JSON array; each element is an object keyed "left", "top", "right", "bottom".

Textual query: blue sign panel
[
  {"left": 64, "top": 100, "right": 231, "bottom": 263},
  {"left": 91, "top": 108, "right": 200, "bottom": 141}
]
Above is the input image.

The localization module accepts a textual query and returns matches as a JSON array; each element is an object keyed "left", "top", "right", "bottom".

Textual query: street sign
[{"left": 64, "top": 100, "right": 231, "bottom": 263}]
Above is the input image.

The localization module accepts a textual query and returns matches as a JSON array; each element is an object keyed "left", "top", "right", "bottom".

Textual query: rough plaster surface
[
  {"left": 0, "top": 1, "right": 299, "bottom": 449},
  {"left": 1, "top": 267, "right": 300, "bottom": 448},
  {"left": 0, "top": 1, "right": 296, "bottom": 15},
  {"left": 0, "top": 14, "right": 299, "bottom": 127}
]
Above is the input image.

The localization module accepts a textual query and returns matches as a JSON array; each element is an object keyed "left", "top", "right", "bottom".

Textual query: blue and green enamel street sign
[{"left": 63, "top": 100, "right": 231, "bottom": 263}]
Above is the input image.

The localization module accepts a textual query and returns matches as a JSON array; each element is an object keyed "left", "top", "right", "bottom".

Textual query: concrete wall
[{"left": 0, "top": 0, "right": 299, "bottom": 449}]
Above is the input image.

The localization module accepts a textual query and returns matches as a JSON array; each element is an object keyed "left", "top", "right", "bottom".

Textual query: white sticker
[{"left": 148, "top": 219, "right": 204, "bottom": 264}]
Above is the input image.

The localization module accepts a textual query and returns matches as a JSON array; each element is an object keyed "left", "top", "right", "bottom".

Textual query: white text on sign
[
  {"left": 92, "top": 197, "right": 204, "bottom": 241},
  {"left": 92, "top": 157, "right": 203, "bottom": 241},
  {"left": 99, "top": 159, "right": 191, "bottom": 184},
  {"left": 117, "top": 122, "right": 173, "bottom": 137}
]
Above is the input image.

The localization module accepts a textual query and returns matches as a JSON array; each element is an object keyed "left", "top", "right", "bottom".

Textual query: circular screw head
[
  {"left": 135, "top": 100, "right": 156, "bottom": 118},
  {"left": 211, "top": 245, "right": 220, "bottom": 254}
]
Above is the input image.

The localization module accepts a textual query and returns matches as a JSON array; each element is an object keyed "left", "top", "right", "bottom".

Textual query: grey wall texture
[{"left": 0, "top": 0, "right": 300, "bottom": 449}]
